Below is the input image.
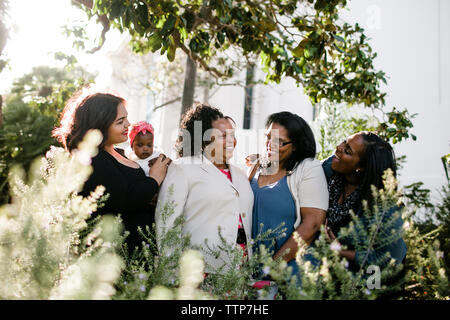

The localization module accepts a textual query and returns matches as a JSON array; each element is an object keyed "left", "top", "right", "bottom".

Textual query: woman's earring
[{"left": 356, "top": 168, "right": 360, "bottom": 173}]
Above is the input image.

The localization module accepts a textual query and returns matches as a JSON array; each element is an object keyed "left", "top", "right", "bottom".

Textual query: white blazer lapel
[
  {"left": 198, "top": 155, "right": 239, "bottom": 195},
  {"left": 229, "top": 165, "right": 243, "bottom": 197}
]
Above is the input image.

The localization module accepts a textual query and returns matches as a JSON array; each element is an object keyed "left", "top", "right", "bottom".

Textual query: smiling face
[
  {"left": 209, "top": 117, "right": 236, "bottom": 164},
  {"left": 105, "top": 103, "right": 130, "bottom": 146},
  {"left": 265, "top": 122, "right": 295, "bottom": 168},
  {"left": 132, "top": 132, "right": 154, "bottom": 159},
  {"left": 331, "top": 132, "right": 366, "bottom": 174}
]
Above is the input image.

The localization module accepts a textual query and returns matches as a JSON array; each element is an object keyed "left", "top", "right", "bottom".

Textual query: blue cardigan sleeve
[
  {"left": 321, "top": 155, "right": 335, "bottom": 183},
  {"left": 321, "top": 155, "right": 407, "bottom": 269},
  {"left": 353, "top": 206, "right": 407, "bottom": 269}
]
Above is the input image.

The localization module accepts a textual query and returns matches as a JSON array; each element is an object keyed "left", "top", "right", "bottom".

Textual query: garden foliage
[
  {"left": 0, "top": 130, "right": 123, "bottom": 299},
  {"left": 0, "top": 126, "right": 448, "bottom": 299},
  {"left": 125, "top": 168, "right": 449, "bottom": 300},
  {"left": 0, "top": 63, "right": 94, "bottom": 204}
]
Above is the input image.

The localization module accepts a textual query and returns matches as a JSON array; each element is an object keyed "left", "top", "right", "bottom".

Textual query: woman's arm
[
  {"left": 326, "top": 207, "right": 406, "bottom": 268},
  {"left": 353, "top": 207, "right": 407, "bottom": 269},
  {"left": 273, "top": 207, "right": 326, "bottom": 262},
  {"left": 274, "top": 160, "right": 329, "bottom": 262},
  {"left": 325, "top": 223, "right": 356, "bottom": 262},
  {"left": 83, "top": 151, "right": 159, "bottom": 212},
  {"left": 149, "top": 154, "right": 171, "bottom": 185}
]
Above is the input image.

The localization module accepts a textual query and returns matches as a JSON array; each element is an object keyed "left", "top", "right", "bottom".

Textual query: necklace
[{"left": 258, "top": 169, "right": 286, "bottom": 188}]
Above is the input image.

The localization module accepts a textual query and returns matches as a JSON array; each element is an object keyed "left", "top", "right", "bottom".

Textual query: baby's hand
[
  {"left": 148, "top": 158, "right": 158, "bottom": 167},
  {"left": 149, "top": 154, "right": 172, "bottom": 186},
  {"left": 245, "top": 153, "right": 260, "bottom": 167}
]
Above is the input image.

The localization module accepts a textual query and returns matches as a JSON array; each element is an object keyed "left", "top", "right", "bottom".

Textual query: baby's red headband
[{"left": 129, "top": 121, "right": 155, "bottom": 146}]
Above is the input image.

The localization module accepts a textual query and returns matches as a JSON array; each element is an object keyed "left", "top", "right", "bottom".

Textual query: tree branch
[
  {"left": 86, "top": 14, "right": 110, "bottom": 54},
  {"left": 153, "top": 96, "right": 182, "bottom": 111},
  {"left": 73, "top": 0, "right": 93, "bottom": 9},
  {"left": 73, "top": 0, "right": 110, "bottom": 54},
  {"left": 172, "top": 31, "right": 228, "bottom": 79}
]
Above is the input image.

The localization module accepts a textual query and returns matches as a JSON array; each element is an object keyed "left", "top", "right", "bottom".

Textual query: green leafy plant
[
  {"left": 0, "top": 100, "right": 56, "bottom": 204},
  {"left": 113, "top": 195, "right": 288, "bottom": 300},
  {"left": 312, "top": 102, "right": 378, "bottom": 160},
  {"left": 284, "top": 169, "right": 406, "bottom": 300},
  {"left": 113, "top": 187, "right": 196, "bottom": 299},
  {"left": 402, "top": 219, "right": 449, "bottom": 299},
  {"left": 0, "top": 63, "right": 94, "bottom": 205},
  {"left": 74, "top": 0, "right": 414, "bottom": 144},
  {"left": 0, "top": 130, "right": 124, "bottom": 299}
]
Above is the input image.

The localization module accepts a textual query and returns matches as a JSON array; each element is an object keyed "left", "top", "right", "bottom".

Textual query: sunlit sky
[{"left": 0, "top": 0, "right": 121, "bottom": 93}]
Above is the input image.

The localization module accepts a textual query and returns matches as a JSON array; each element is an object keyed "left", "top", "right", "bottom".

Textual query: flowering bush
[
  {"left": 0, "top": 130, "right": 123, "bottom": 299},
  {"left": 0, "top": 129, "right": 448, "bottom": 300}
]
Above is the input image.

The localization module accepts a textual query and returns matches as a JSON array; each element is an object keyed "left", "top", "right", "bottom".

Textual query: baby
[{"left": 126, "top": 121, "right": 161, "bottom": 177}]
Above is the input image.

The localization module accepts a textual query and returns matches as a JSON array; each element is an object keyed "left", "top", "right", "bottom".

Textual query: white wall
[{"left": 340, "top": 0, "right": 450, "bottom": 201}]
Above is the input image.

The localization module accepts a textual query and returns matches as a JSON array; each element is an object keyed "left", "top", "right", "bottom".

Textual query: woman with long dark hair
[
  {"left": 322, "top": 131, "right": 407, "bottom": 272},
  {"left": 248, "top": 111, "right": 329, "bottom": 281},
  {"left": 53, "top": 89, "right": 171, "bottom": 251}
]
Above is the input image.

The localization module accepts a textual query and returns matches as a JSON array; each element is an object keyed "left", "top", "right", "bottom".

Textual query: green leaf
[
  {"left": 217, "top": 32, "right": 225, "bottom": 45},
  {"left": 183, "top": 11, "right": 196, "bottom": 32},
  {"left": 161, "top": 15, "right": 177, "bottom": 35},
  {"left": 291, "top": 39, "right": 309, "bottom": 58},
  {"left": 333, "top": 43, "right": 345, "bottom": 54},
  {"left": 167, "top": 43, "right": 176, "bottom": 62},
  {"left": 147, "top": 33, "right": 163, "bottom": 52},
  {"left": 291, "top": 44, "right": 304, "bottom": 58},
  {"left": 325, "top": 23, "right": 336, "bottom": 32},
  {"left": 331, "top": 33, "right": 345, "bottom": 43}
]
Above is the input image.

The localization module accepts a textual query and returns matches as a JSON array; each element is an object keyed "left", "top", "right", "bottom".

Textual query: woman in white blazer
[
  {"left": 248, "top": 111, "right": 329, "bottom": 283},
  {"left": 155, "top": 104, "right": 253, "bottom": 273}
]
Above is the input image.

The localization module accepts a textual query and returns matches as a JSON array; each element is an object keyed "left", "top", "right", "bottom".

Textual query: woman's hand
[
  {"left": 273, "top": 207, "right": 325, "bottom": 262},
  {"left": 245, "top": 153, "right": 260, "bottom": 167},
  {"left": 325, "top": 219, "right": 356, "bottom": 262},
  {"left": 325, "top": 218, "right": 337, "bottom": 241},
  {"left": 149, "top": 154, "right": 172, "bottom": 186}
]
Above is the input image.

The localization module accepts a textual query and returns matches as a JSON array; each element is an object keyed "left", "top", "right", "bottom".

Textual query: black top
[{"left": 80, "top": 148, "right": 159, "bottom": 249}]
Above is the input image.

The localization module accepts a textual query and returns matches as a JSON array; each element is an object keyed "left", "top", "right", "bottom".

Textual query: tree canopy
[
  {"left": 75, "top": 0, "right": 415, "bottom": 143},
  {"left": 0, "top": 60, "right": 94, "bottom": 204},
  {"left": 83, "top": 1, "right": 385, "bottom": 105}
]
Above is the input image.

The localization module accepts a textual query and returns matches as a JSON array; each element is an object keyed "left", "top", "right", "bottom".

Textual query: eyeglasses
[
  {"left": 266, "top": 138, "right": 293, "bottom": 147},
  {"left": 279, "top": 141, "right": 293, "bottom": 147}
]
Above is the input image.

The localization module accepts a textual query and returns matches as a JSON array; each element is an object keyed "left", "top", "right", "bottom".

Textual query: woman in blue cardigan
[{"left": 322, "top": 131, "right": 407, "bottom": 273}]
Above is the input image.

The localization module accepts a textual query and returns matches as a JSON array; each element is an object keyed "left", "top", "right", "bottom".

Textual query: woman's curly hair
[{"left": 176, "top": 103, "right": 224, "bottom": 157}]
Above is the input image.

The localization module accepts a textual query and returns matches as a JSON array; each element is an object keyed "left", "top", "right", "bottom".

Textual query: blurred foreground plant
[
  {"left": 113, "top": 195, "right": 288, "bottom": 300},
  {"left": 0, "top": 130, "right": 124, "bottom": 299},
  {"left": 286, "top": 169, "right": 449, "bottom": 300},
  {"left": 113, "top": 187, "right": 197, "bottom": 300}
]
